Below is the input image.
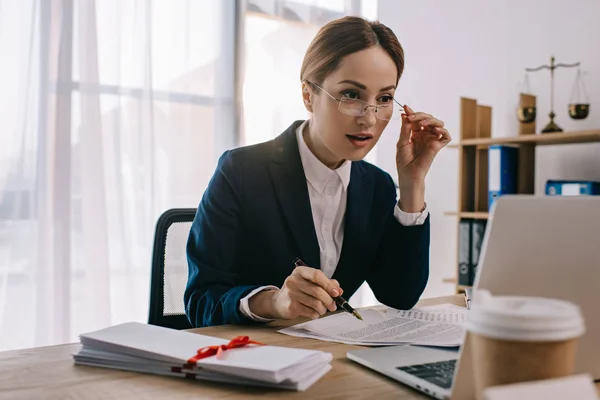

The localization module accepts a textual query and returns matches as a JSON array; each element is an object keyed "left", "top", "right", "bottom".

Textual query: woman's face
[{"left": 303, "top": 45, "right": 398, "bottom": 168}]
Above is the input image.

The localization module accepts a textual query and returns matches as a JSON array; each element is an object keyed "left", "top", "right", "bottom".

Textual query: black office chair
[{"left": 148, "top": 208, "right": 196, "bottom": 330}]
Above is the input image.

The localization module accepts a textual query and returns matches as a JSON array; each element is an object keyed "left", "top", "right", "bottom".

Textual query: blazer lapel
[{"left": 268, "top": 121, "right": 321, "bottom": 269}]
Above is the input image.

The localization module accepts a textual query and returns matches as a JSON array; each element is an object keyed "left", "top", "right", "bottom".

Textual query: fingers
[
  {"left": 399, "top": 113, "right": 412, "bottom": 146},
  {"left": 404, "top": 104, "right": 416, "bottom": 115},
  {"left": 411, "top": 127, "right": 452, "bottom": 148},
  {"left": 287, "top": 269, "right": 338, "bottom": 312},
  {"left": 292, "top": 290, "right": 332, "bottom": 316},
  {"left": 405, "top": 105, "right": 433, "bottom": 123},
  {"left": 420, "top": 118, "right": 445, "bottom": 130},
  {"left": 296, "top": 266, "right": 340, "bottom": 297},
  {"left": 433, "top": 126, "right": 452, "bottom": 143},
  {"left": 285, "top": 267, "right": 342, "bottom": 318},
  {"left": 330, "top": 279, "right": 343, "bottom": 296},
  {"left": 289, "top": 300, "right": 321, "bottom": 320},
  {"left": 405, "top": 105, "right": 444, "bottom": 128},
  {"left": 408, "top": 113, "right": 442, "bottom": 125},
  {"left": 410, "top": 116, "right": 443, "bottom": 134},
  {"left": 403, "top": 104, "right": 450, "bottom": 143},
  {"left": 295, "top": 279, "right": 338, "bottom": 312}
]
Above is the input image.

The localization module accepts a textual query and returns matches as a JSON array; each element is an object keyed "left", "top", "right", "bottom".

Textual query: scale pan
[
  {"left": 568, "top": 103, "right": 589, "bottom": 120},
  {"left": 517, "top": 106, "right": 536, "bottom": 123}
]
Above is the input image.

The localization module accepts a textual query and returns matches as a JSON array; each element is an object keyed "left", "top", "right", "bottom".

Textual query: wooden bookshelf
[
  {"left": 443, "top": 211, "right": 489, "bottom": 219},
  {"left": 445, "top": 95, "right": 600, "bottom": 293},
  {"left": 449, "top": 129, "right": 600, "bottom": 148},
  {"left": 443, "top": 281, "right": 471, "bottom": 293}
]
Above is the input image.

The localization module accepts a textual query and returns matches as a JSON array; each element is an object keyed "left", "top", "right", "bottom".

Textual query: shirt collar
[{"left": 296, "top": 120, "right": 351, "bottom": 194}]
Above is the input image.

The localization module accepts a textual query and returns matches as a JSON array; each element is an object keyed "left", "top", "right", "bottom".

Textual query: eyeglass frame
[{"left": 305, "top": 80, "right": 404, "bottom": 121}]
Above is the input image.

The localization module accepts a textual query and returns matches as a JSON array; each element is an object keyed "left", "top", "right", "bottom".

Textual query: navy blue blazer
[{"left": 185, "top": 120, "right": 430, "bottom": 327}]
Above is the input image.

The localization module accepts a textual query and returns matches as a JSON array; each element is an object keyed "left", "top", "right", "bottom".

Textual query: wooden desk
[{"left": 0, "top": 295, "right": 596, "bottom": 399}]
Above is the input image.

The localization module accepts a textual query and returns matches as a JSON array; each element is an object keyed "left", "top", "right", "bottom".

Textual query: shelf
[
  {"left": 444, "top": 211, "right": 489, "bottom": 219},
  {"left": 449, "top": 97, "right": 600, "bottom": 295},
  {"left": 448, "top": 129, "right": 600, "bottom": 148}
]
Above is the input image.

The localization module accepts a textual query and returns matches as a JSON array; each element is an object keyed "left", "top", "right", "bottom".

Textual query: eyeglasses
[{"left": 308, "top": 81, "right": 403, "bottom": 121}]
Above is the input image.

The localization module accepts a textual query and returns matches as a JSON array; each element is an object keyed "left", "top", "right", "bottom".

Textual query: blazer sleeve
[
  {"left": 366, "top": 173, "right": 430, "bottom": 310},
  {"left": 184, "top": 150, "right": 261, "bottom": 327}
]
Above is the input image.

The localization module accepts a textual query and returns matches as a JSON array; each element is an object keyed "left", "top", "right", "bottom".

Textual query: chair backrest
[{"left": 148, "top": 208, "right": 196, "bottom": 330}]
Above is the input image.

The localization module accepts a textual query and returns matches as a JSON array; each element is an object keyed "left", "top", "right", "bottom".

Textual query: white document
[
  {"left": 417, "top": 303, "right": 468, "bottom": 313},
  {"left": 279, "top": 303, "right": 467, "bottom": 347},
  {"left": 73, "top": 322, "right": 332, "bottom": 391}
]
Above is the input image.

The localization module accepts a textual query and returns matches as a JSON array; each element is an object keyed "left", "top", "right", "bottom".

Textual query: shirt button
[
  {"left": 324, "top": 225, "right": 330, "bottom": 232},
  {"left": 328, "top": 188, "right": 335, "bottom": 196}
]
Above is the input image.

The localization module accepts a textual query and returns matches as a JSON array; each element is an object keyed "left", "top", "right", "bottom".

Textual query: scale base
[
  {"left": 541, "top": 121, "right": 563, "bottom": 133},
  {"left": 541, "top": 112, "right": 563, "bottom": 134}
]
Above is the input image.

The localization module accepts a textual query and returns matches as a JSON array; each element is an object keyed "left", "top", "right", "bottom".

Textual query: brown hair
[{"left": 300, "top": 16, "right": 404, "bottom": 85}]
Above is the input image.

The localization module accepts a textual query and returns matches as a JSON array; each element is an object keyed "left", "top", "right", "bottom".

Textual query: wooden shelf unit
[
  {"left": 446, "top": 95, "right": 600, "bottom": 293},
  {"left": 443, "top": 211, "right": 489, "bottom": 219},
  {"left": 449, "top": 129, "right": 600, "bottom": 148}
]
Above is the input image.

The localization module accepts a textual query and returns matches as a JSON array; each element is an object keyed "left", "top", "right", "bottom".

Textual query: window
[
  {"left": 0, "top": 0, "right": 380, "bottom": 351},
  {"left": 0, "top": 0, "right": 237, "bottom": 350}
]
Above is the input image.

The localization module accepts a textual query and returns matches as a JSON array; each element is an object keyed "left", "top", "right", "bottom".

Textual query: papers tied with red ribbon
[
  {"left": 73, "top": 322, "right": 333, "bottom": 391},
  {"left": 187, "top": 336, "right": 265, "bottom": 365}
]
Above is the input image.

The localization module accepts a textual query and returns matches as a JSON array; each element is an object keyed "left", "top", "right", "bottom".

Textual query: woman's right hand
[{"left": 249, "top": 266, "right": 343, "bottom": 320}]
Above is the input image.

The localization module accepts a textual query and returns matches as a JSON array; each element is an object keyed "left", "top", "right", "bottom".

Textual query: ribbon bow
[{"left": 187, "top": 336, "right": 265, "bottom": 365}]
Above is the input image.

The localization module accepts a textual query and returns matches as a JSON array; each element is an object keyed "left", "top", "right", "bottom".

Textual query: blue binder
[
  {"left": 545, "top": 180, "right": 600, "bottom": 196},
  {"left": 488, "top": 145, "right": 518, "bottom": 210}
]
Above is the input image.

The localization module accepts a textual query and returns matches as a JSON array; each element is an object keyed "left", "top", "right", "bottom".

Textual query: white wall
[{"left": 376, "top": 0, "right": 600, "bottom": 298}]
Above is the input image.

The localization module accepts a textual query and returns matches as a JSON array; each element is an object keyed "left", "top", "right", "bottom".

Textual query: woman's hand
[
  {"left": 248, "top": 266, "right": 343, "bottom": 320},
  {"left": 395, "top": 105, "right": 451, "bottom": 212}
]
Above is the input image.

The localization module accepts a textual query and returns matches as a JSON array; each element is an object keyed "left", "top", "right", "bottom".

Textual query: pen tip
[{"left": 353, "top": 311, "right": 363, "bottom": 321}]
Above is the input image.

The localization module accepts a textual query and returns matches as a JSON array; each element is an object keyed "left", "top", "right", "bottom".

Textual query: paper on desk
[
  {"left": 74, "top": 321, "right": 333, "bottom": 390},
  {"left": 418, "top": 303, "right": 467, "bottom": 312},
  {"left": 278, "top": 303, "right": 467, "bottom": 347}
]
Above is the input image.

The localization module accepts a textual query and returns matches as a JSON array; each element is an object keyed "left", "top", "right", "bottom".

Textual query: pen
[{"left": 293, "top": 257, "right": 363, "bottom": 320}]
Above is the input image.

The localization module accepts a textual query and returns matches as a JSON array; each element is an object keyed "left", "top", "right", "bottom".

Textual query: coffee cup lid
[{"left": 466, "top": 290, "right": 585, "bottom": 342}]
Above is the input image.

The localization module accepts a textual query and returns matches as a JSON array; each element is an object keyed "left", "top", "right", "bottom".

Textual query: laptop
[{"left": 347, "top": 195, "right": 600, "bottom": 399}]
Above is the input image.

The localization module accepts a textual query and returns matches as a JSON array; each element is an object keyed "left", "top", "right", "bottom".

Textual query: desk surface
[{"left": 0, "top": 295, "right": 596, "bottom": 399}]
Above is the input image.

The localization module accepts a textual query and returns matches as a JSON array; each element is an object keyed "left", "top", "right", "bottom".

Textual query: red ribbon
[{"left": 186, "top": 336, "right": 265, "bottom": 365}]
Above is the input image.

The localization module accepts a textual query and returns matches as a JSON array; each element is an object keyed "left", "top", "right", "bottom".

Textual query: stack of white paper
[
  {"left": 73, "top": 322, "right": 332, "bottom": 391},
  {"left": 279, "top": 304, "right": 467, "bottom": 347}
]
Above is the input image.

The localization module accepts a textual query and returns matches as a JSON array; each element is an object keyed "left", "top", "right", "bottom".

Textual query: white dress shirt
[{"left": 239, "top": 120, "right": 429, "bottom": 321}]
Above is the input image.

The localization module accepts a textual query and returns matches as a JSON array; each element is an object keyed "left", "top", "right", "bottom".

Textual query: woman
[{"left": 184, "top": 16, "right": 451, "bottom": 327}]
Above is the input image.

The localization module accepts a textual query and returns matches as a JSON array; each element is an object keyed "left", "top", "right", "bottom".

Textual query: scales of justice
[{"left": 517, "top": 55, "right": 590, "bottom": 133}]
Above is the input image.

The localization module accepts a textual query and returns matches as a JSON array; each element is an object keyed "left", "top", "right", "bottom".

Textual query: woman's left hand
[{"left": 396, "top": 104, "right": 451, "bottom": 185}]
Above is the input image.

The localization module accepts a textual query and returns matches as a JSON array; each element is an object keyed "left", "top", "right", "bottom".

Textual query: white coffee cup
[{"left": 466, "top": 290, "right": 585, "bottom": 400}]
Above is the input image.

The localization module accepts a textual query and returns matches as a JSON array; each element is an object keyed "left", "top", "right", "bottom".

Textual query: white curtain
[
  {"left": 0, "top": 0, "right": 380, "bottom": 351},
  {"left": 0, "top": 0, "right": 236, "bottom": 351}
]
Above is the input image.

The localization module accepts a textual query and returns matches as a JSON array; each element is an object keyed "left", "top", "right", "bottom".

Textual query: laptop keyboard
[{"left": 397, "top": 359, "right": 456, "bottom": 389}]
